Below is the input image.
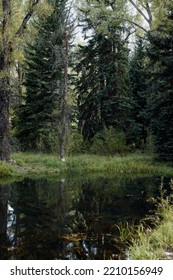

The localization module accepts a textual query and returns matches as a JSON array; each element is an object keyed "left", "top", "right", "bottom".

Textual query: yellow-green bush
[
  {"left": 0, "top": 161, "right": 14, "bottom": 177},
  {"left": 67, "top": 131, "right": 88, "bottom": 155},
  {"left": 66, "top": 128, "right": 129, "bottom": 156},
  {"left": 90, "top": 127, "right": 129, "bottom": 155}
]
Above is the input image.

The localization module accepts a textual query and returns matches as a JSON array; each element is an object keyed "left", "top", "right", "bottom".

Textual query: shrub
[
  {"left": 0, "top": 161, "right": 14, "bottom": 177},
  {"left": 67, "top": 131, "right": 87, "bottom": 155},
  {"left": 90, "top": 127, "right": 128, "bottom": 155}
]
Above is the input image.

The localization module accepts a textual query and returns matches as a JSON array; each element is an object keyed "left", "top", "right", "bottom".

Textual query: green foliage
[
  {"left": 75, "top": 31, "right": 131, "bottom": 141},
  {"left": 15, "top": 1, "right": 67, "bottom": 152},
  {"left": 130, "top": 180, "right": 173, "bottom": 260},
  {"left": 147, "top": 11, "right": 173, "bottom": 161},
  {"left": 66, "top": 128, "right": 128, "bottom": 156},
  {"left": 76, "top": 0, "right": 128, "bottom": 36},
  {"left": 90, "top": 127, "right": 128, "bottom": 155},
  {"left": 67, "top": 131, "right": 86, "bottom": 155},
  {"left": 128, "top": 38, "right": 149, "bottom": 150},
  {"left": 0, "top": 161, "right": 15, "bottom": 178},
  {"left": 9, "top": 0, "right": 173, "bottom": 162}
]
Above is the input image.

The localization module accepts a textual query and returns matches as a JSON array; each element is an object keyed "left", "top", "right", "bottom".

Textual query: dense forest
[{"left": 0, "top": 0, "right": 173, "bottom": 162}]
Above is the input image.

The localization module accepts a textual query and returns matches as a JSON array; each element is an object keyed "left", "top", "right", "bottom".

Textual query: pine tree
[
  {"left": 128, "top": 38, "right": 149, "bottom": 149},
  {"left": 75, "top": 31, "right": 131, "bottom": 141},
  {"left": 16, "top": 0, "right": 71, "bottom": 152},
  {"left": 147, "top": 12, "right": 173, "bottom": 161}
]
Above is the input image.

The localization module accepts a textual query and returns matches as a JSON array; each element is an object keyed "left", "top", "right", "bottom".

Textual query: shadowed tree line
[{"left": 0, "top": 0, "right": 173, "bottom": 161}]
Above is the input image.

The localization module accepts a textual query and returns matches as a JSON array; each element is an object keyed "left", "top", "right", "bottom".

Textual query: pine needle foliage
[
  {"left": 15, "top": 0, "right": 68, "bottom": 152},
  {"left": 147, "top": 11, "right": 173, "bottom": 161},
  {"left": 75, "top": 31, "right": 131, "bottom": 141}
]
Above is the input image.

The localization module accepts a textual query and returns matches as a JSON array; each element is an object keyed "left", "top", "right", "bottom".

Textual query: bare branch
[
  {"left": 16, "top": 0, "right": 41, "bottom": 37},
  {"left": 125, "top": 29, "right": 136, "bottom": 41},
  {"left": 110, "top": 16, "right": 148, "bottom": 33},
  {"left": 145, "top": 2, "right": 153, "bottom": 25},
  {"left": 2, "top": 0, "right": 11, "bottom": 34},
  {"left": 66, "top": 0, "right": 73, "bottom": 22},
  {"left": 128, "top": 0, "right": 151, "bottom": 26},
  {"left": 125, "top": 18, "right": 148, "bottom": 33}
]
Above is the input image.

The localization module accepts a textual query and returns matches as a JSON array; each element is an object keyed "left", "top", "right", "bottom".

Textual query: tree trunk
[
  {"left": 60, "top": 31, "right": 68, "bottom": 162},
  {"left": 16, "top": 62, "right": 23, "bottom": 106},
  {"left": 0, "top": 0, "right": 11, "bottom": 161},
  {"left": 0, "top": 74, "right": 10, "bottom": 161}
]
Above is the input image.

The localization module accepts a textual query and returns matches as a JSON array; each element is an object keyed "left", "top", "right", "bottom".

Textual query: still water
[{"left": 0, "top": 175, "right": 170, "bottom": 260}]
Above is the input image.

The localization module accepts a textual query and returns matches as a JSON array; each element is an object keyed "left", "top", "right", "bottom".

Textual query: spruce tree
[
  {"left": 16, "top": 0, "right": 69, "bottom": 152},
  {"left": 75, "top": 31, "right": 130, "bottom": 141},
  {"left": 128, "top": 38, "right": 149, "bottom": 149},
  {"left": 147, "top": 13, "right": 173, "bottom": 161}
]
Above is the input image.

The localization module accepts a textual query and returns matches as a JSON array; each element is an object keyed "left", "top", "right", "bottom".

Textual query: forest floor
[{"left": 0, "top": 152, "right": 173, "bottom": 179}]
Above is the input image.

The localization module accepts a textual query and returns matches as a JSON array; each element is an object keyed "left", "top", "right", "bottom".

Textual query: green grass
[
  {"left": 10, "top": 152, "right": 173, "bottom": 177},
  {"left": 0, "top": 160, "right": 16, "bottom": 178},
  {"left": 0, "top": 152, "right": 172, "bottom": 178},
  {"left": 129, "top": 180, "right": 173, "bottom": 260}
]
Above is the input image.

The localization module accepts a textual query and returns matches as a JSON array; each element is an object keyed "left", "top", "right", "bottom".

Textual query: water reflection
[{"left": 0, "top": 175, "right": 169, "bottom": 259}]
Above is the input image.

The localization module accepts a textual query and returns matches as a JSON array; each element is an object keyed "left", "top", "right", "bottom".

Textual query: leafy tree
[{"left": 0, "top": 0, "right": 48, "bottom": 161}]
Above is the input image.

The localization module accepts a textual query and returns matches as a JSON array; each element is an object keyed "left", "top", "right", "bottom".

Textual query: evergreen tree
[
  {"left": 75, "top": 31, "right": 131, "bottom": 141},
  {"left": 128, "top": 38, "right": 149, "bottom": 149},
  {"left": 16, "top": 0, "right": 70, "bottom": 152},
  {"left": 0, "top": 0, "right": 42, "bottom": 160},
  {"left": 147, "top": 12, "right": 173, "bottom": 161}
]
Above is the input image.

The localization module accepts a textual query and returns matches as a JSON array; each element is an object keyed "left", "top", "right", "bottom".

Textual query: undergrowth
[
  {"left": 0, "top": 161, "right": 15, "bottom": 178},
  {"left": 129, "top": 179, "right": 173, "bottom": 260}
]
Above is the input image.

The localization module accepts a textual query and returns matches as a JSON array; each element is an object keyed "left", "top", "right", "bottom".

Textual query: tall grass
[
  {"left": 11, "top": 152, "right": 173, "bottom": 177},
  {"left": 0, "top": 161, "right": 15, "bottom": 178},
  {"left": 129, "top": 179, "right": 173, "bottom": 260}
]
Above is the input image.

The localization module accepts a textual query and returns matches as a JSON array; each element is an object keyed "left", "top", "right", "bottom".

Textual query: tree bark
[
  {"left": 0, "top": 74, "right": 11, "bottom": 161},
  {"left": 16, "top": 0, "right": 41, "bottom": 37},
  {"left": 60, "top": 31, "right": 68, "bottom": 162},
  {"left": 16, "top": 62, "right": 23, "bottom": 106},
  {"left": 0, "top": 0, "right": 12, "bottom": 161}
]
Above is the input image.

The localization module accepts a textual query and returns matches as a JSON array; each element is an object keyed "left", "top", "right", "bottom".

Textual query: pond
[{"left": 0, "top": 175, "right": 171, "bottom": 260}]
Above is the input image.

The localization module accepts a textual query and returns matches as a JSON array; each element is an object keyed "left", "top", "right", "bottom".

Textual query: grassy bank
[
  {"left": 129, "top": 182, "right": 173, "bottom": 259},
  {"left": 0, "top": 160, "right": 16, "bottom": 178},
  {"left": 0, "top": 152, "right": 173, "bottom": 178}
]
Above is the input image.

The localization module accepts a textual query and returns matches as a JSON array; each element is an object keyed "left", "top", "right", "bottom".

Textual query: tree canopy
[{"left": 0, "top": 0, "right": 172, "bottom": 161}]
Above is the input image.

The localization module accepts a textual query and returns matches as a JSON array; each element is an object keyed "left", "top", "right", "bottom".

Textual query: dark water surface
[{"left": 0, "top": 175, "right": 170, "bottom": 260}]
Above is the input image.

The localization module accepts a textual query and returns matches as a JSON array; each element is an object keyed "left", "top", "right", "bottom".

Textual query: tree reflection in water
[
  {"left": 0, "top": 184, "right": 11, "bottom": 259},
  {"left": 0, "top": 175, "right": 169, "bottom": 259}
]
